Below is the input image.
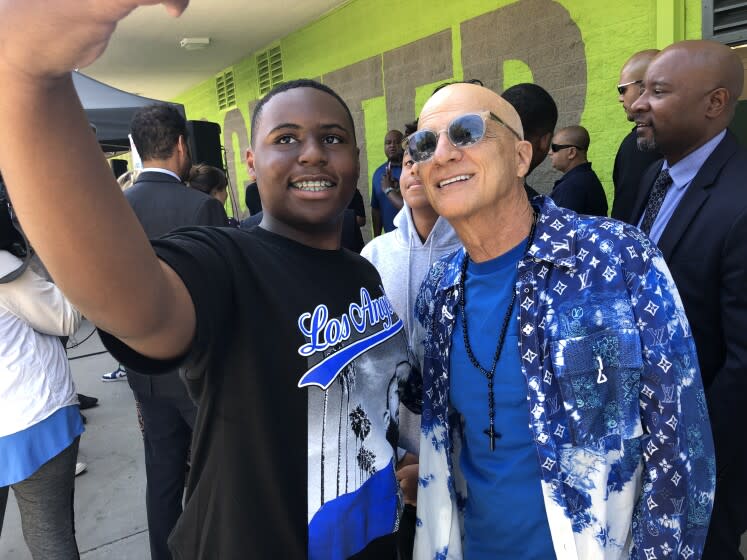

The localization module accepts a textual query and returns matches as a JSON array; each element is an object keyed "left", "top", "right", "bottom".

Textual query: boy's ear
[{"left": 245, "top": 148, "right": 256, "bottom": 176}]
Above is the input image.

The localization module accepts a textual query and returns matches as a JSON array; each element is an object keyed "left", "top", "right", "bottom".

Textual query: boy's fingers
[{"left": 162, "top": 0, "right": 189, "bottom": 16}]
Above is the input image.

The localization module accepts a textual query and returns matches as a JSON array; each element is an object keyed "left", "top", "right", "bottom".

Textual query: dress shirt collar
[
  {"left": 140, "top": 167, "right": 182, "bottom": 182},
  {"left": 663, "top": 129, "right": 726, "bottom": 192}
]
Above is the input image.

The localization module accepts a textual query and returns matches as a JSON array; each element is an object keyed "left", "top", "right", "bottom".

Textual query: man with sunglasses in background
[
  {"left": 611, "top": 49, "right": 661, "bottom": 221},
  {"left": 548, "top": 125, "right": 607, "bottom": 216},
  {"left": 406, "top": 82, "right": 714, "bottom": 559},
  {"left": 629, "top": 40, "right": 747, "bottom": 560}
]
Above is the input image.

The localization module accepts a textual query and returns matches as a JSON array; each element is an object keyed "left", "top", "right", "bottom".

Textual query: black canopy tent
[
  {"left": 72, "top": 71, "right": 185, "bottom": 153},
  {"left": 72, "top": 72, "right": 241, "bottom": 218}
]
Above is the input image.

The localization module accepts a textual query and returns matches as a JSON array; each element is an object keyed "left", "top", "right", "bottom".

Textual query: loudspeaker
[
  {"left": 186, "top": 120, "right": 224, "bottom": 171},
  {"left": 110, "top": 159, "right": 128, "bottom": 179}
]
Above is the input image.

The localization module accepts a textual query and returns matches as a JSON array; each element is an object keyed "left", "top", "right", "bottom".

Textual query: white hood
[{"left": 361, "top": 203, "right": 461, "bottom": 348}]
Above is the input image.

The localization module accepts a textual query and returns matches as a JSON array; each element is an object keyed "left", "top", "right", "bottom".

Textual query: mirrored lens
[
  {"left": 407, "top": 131, "right": 438, "bottom": 162},
  {"left": 405, "top": 113, "right": 488, "bottom": 163},
  {"left": 448, "top": 114, "right": 485, "bottom": 147}
]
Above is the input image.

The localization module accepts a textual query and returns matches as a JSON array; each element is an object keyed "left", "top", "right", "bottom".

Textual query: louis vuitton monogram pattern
[{"left": 409, "top": 197, "right": 715, "bottom": 560}]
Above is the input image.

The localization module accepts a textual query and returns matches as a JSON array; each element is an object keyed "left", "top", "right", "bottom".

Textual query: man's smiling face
[
  {"left": 247, "top": 87, "right": 359, "bottom": 233},
  {"left": 415, "top": 83, "right": 528, "bottom": 224}
]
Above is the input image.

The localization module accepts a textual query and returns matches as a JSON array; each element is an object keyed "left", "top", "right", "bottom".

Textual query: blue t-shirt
[
  {"left": 370, "top": 162, "right": 402, "bottom": 233},
  {"left": 450, "top": 240, "right": 554, "bottom": 559}
]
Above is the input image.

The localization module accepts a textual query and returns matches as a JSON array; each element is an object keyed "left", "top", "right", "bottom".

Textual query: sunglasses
[
  {"left": 617, "top": 80, "right": 642, "bottom": 95},
  {"left": 403, "top": 111, "right": 522, "bottom": 163},
  {"left": 550, "top": 143, "right": 580, "bottom": 152}
]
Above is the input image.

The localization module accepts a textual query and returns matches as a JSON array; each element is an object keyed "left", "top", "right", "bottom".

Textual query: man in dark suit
[
  {"left": 611, "top": 49, "right": 661, "bottom": 221},
  {"left": 630, "top": 40, "right": 747, "bottom": 560},
  {"left": 548, "top": 125, "right": 608, "bottom": 216},
  {"left": 126, "top": 104, "right": 228, "bottom": 560}
]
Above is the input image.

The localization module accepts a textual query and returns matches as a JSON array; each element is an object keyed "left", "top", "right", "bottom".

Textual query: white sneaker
[
  {"left": 101, "top": 366, "right": 126, "bottom": 382},
  {"left": 75, "top": 462, "right": 87, "bottom": 476}
]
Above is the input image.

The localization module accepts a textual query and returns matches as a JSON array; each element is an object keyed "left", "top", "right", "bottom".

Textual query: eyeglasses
[
  {"left": 617, "top": 80, "right": 642, "bottom": 95},
  {"left": 550, "top": 143, "right": 580, "bottom": 152},
  {"left": 403, "top": 111, "right": 522, "bottom": 163}
]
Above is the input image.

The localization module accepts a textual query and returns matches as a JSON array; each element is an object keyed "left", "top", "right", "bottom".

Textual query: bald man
[
  {"left": 548, "top": 125, "right": 608, "bottom": 216},
  {"left": 408, "top": 82, "right": 714, "bottom": 559},
  {"left": 630, "top": 39, "right": 747, "bottom": 560},
  {"left": 611, "top": 49, "right": 662, "bottom": 221},
  {"left": 371, "top": 129, "right": 405, "bottom": 236}
]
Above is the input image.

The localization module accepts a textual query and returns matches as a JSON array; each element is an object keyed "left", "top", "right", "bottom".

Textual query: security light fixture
[{"left": 179, "top": 37, "right": 211, "bottom": 51}]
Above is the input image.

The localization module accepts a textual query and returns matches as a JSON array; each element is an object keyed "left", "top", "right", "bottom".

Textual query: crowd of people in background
[{"left": 0, "top": 2, "right": 745, "bottom": 560}]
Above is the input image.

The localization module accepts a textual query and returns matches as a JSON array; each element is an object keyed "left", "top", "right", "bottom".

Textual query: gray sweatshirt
[{"left": 361, "top": 204, "right": 461, "bottom": 453}]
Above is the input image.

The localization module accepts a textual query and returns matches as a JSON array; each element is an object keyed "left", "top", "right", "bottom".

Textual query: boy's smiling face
[{"left": 247, "top": 87, "right": 359, "bottom": 247}]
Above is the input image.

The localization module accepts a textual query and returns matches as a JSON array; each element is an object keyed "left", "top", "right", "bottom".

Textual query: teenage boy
[{"left": 0, "top": 3, "right": 410, "bottom": 559}]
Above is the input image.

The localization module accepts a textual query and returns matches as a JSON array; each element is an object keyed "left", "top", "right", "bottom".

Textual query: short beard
[{"left": 637, "top": 136, "right": 657, "bottom": 152}]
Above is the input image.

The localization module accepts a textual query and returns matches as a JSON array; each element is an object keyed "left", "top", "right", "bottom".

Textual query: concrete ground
[
  {"left": 1, "top": 322, "right": 150, "bottom": 560},
  {"left": 0, "top": 321, "right": 745, "bottom": 559}
]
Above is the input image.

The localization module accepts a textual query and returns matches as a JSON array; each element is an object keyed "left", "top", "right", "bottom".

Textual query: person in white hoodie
[
  {"left": 361, "top": 128, "right": 461, "bottom": 463},
  {"left": 0, "top": 199, "right": 83, "bottom": 560}
]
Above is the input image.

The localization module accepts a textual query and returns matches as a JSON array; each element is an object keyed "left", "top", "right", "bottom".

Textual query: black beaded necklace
[{"left": 457, "top": 211, "right": 537, "bottom": 451}]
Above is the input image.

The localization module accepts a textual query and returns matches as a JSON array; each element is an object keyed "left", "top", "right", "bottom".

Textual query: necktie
[{"left": 640, "top": 167, "right": 673, "bottom": 235}]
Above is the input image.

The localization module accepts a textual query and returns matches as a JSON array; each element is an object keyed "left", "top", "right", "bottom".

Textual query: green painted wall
[{"left": 173, "top": 0, "right": 703, "bottom": 220}]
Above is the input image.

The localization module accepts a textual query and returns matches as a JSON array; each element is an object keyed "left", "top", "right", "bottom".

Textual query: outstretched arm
[{"left": 0, "top": 1, "right": 195, "bottom": 360}]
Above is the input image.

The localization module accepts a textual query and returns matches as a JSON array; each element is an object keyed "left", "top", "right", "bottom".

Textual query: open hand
[
  {"left": 381, "top": 168, "right": 399, "bottom": 193},
  {"left": 0, "top": 0, "right": 188, "bottom": 79}
]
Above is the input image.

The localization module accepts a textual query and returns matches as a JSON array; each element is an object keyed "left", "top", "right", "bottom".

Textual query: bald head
[
  {"left": 414, "top": 83, "right": 533, "bottom": 232},
  {"left": 550, "top": 125, "right": 590, "bottom": 173},
  {"left": 631, "top": 39, "right": 743, "bottom": 163},
  {"left": 619, "top": 49, "right": 659, "bottom": 120},
  {"left": 658, "top": 40, "right": 743, "bottom": 112},
  {"left": 621, "top": 49, "right": 660, "bottom": 79},
  {"left": 420, "top": 83, "right": 525, "bottom": 140},
  {"left": 384, "top": 129, "right": 404, "bottom": 162},
  {"left": 555, "top": 125, "right": 590, "bottom": 151}
]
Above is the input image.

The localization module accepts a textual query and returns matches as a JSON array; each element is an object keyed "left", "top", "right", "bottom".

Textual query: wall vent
[
  {"left": 257, "top": 46, "right": 283, "bottom": 96},
  {"left": 704, "top": 0, "right": 747, "bottom": 44},
  {"left": 215, "top": 70, "right": 236, "bottom": 111}
]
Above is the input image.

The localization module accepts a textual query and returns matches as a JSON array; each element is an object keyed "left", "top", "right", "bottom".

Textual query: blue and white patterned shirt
[{"left": 409, "top": 197, "right": 715, "bottom": 560}]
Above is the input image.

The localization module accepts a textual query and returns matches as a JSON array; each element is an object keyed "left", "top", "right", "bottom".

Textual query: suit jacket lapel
[
  {"left": 656, "top": 133, "right": 737, "bottom": 259},
  {"left": 629, "top": 159, "right": 664, "bottom": 225}
]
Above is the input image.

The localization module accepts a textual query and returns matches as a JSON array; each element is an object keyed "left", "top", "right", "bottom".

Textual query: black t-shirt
[
  {"left": 239, "top": 213, "right": 363, "bottom": 254},
  {"left": 101, "top": 226, "right": 410, "bottom": 559}
]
